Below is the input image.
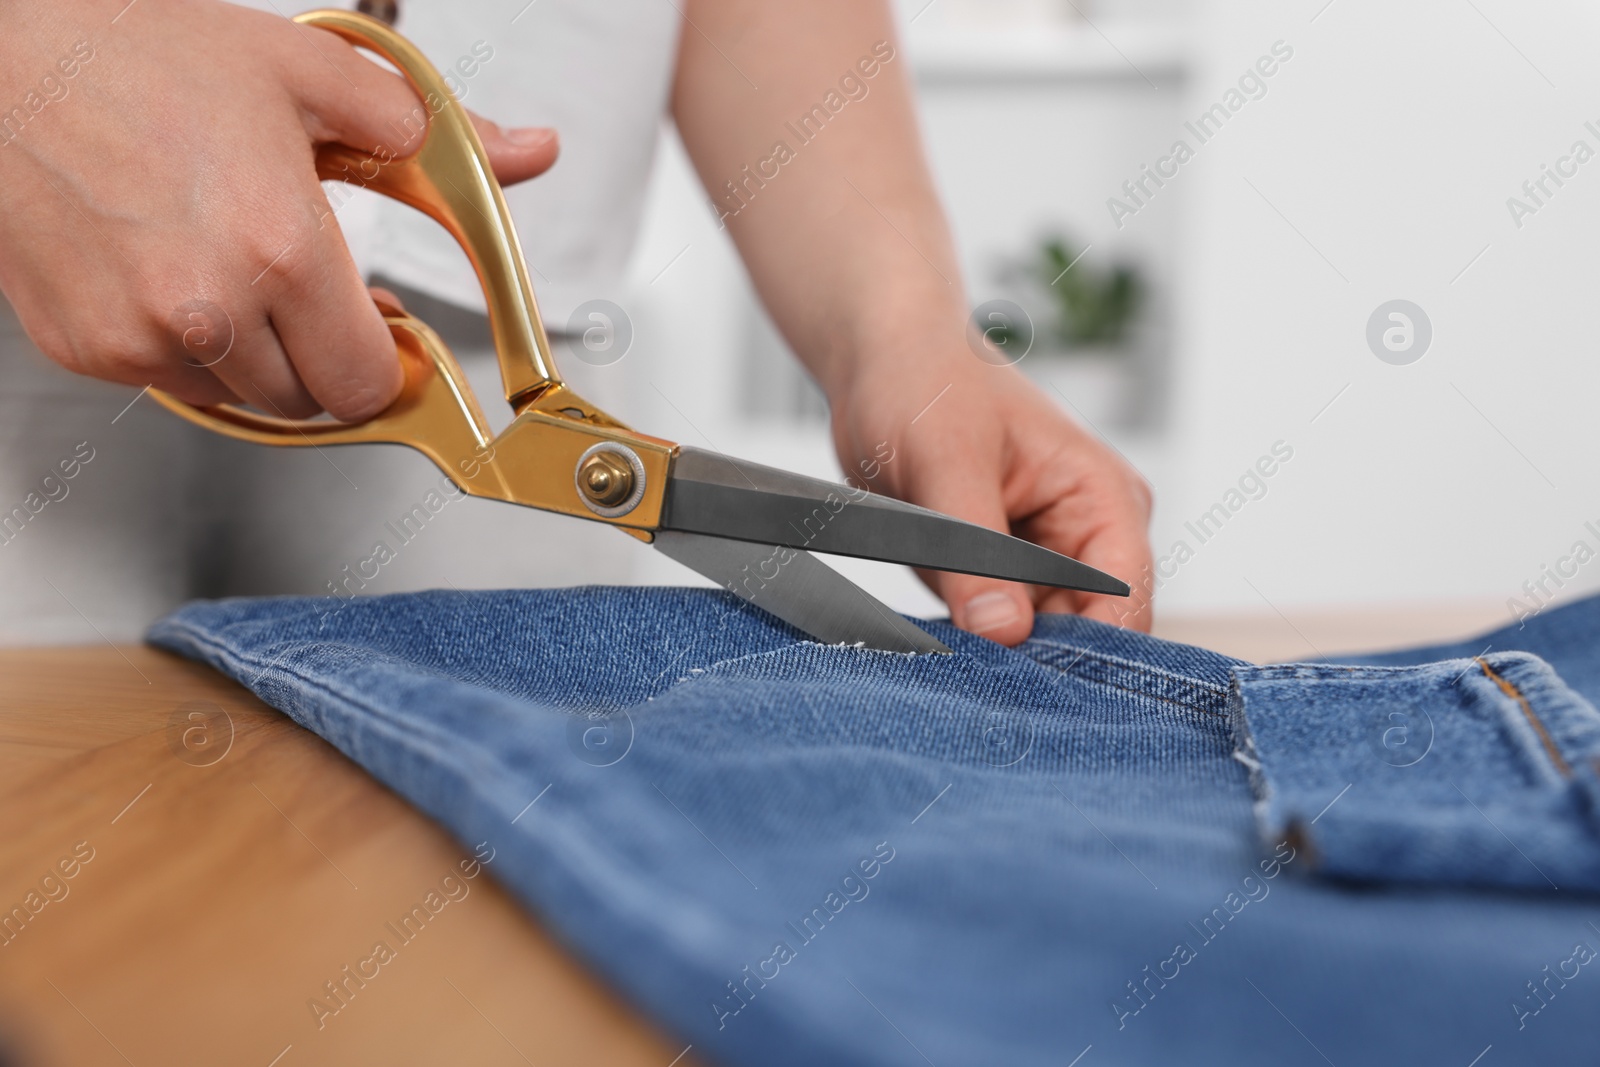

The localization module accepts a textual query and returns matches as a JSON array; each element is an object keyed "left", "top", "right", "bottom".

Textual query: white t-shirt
[{"left": 247, "top": 0, "right": 682, "bottom": 323}]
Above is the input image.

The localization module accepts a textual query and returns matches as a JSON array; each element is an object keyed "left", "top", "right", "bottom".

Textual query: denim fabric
[
  {"left": 1231, "top": 655, "right": 1600, "bottom": 891},
  {"left": 149, "top": 588, "right": 1600, "bottom": 1066}
]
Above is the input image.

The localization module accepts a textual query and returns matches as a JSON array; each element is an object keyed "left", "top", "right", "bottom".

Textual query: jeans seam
[
  {"left": 662, "top": 639, "right": 929, "bottom": 691},
  {"left": 1242, "top": 663, "right": 1415, "bottom": 680},
  {"left": 1023, "top": 640, "right": 1231, "bottom": 717},
  {"left": 160, "top": 624, "right": 531, "bottom": 792},
  {"left": 670, "top": 644, "right": 808, "bottom": 683},
  {"left": 1476, "top": 656, "right": 1573, "bottom": 778},
  {"left": 1080, "top": 674, "right": 1229, "bottom": 717}
]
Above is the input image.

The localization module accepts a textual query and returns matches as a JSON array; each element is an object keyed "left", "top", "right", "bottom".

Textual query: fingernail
[
  {"left": 507, "top": 127, "right": 554, "bottom": 148},
  {"left": 963, "top": 591, "right": 1021, "bottom": 635}
]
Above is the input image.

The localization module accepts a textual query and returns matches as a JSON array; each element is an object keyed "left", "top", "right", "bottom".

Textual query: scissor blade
[
  {"left": 652, "top": 530, "right": 951, "bottom": 654},
  {"left": 659, "top": 447, "right": 1130, "bottom": 597}
]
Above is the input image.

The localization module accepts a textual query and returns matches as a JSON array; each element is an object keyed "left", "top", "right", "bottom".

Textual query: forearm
[{"left": 670, "top": 0, "right": 969, "bottom": 403}]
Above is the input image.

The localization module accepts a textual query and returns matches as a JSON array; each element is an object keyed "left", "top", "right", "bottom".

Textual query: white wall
[{"left": 1160, "top": 0, "right": 1600, "bottom": 621}]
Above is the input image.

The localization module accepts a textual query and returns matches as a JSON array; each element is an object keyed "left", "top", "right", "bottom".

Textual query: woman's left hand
[{"left": 831, "top": 358, "right": 1154, "bottom": 646}]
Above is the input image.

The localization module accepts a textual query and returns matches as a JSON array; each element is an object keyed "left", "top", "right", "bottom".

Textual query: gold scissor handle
[
  {"left": 149, "top": 309, "right": 514, "bottom": 501},
  {"left": 149, "top": 10, "right": 677, "bottom": 529},
  {"left": 297, "top": 7, "right": 559, "bottom": 407}
]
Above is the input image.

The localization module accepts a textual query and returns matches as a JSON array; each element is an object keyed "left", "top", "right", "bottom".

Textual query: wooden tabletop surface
[
  {"left": 0, "top": 646, "right": 695, "bottom": 1067},
  {"left": 0, "top": 603, "right": 1507, "bottom": 1066}
]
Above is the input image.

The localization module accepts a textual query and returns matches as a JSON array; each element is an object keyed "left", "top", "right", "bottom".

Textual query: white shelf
[{"left": 905, "top": 21, "right": 1189, "bottom": 84}]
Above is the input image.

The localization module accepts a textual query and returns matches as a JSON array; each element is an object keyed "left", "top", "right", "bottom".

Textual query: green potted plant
[
  {"left": 1034, "top": 237, "right": 1143, "bottom": 349},
  {"left": 995, "top": 234, "right": 1146, "bottom": 427}
]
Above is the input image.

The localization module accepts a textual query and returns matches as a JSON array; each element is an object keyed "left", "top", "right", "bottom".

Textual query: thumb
[
  {"left": 287, "top": 30, "right": 558, "bottom": 186},
  {"left": 942, "top": 562, "right": 1035, "bottom": 648},
  {"left": 907, "top": 453, "right": 1035, "bottom": 647},
  {"left": 469, "top": 115, "right": 560, "bottom": 186}
]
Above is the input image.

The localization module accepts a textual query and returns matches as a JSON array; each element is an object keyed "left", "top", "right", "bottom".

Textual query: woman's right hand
[{"left": 0, "top": 0, "right": 558, "bottom": 420}]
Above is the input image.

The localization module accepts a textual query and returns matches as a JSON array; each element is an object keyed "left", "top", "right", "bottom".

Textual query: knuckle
[
  {"left": 30, "top": 326, "right": 85, "bottom": 376},
  {"left": 247, "top": 229, "right": 311, "bottom": 293},
  {"left": 69, "top": 324, "right": 158, "bottom": 381},
  {"left": 1131, "top": 474, "right": 1154, "bottom": 512},
  {"left": 161, "top": 296, "right": 238, "bottom": 368}
]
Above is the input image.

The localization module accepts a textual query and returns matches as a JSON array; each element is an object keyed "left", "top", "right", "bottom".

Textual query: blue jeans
[{"left": 150, "top": 588, "right": 1600, "bottom": 1066}]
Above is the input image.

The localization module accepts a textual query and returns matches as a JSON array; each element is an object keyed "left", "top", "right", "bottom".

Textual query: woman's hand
[
  {"left": 0, "top": 0, "right": 557, "bottom": 420},
  {"left": 668, "top": 0, "right": 1154, "bottom": 642},
  {"left": 832, "top": 356, "right": 1154, "bottom": 645}
]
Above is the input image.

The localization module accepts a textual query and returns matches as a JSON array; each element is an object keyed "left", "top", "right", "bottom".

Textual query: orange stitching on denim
[{"left": 1476, "top": 657, "right": 1571, "bottom": 778}]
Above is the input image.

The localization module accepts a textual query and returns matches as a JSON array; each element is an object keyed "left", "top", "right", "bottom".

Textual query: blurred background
[
  {"left": 563, "top": 0, "right": 1600, "bottom": 629},
  {"left": 10, "top": 0, "right": 1600, "bottom": 644}
]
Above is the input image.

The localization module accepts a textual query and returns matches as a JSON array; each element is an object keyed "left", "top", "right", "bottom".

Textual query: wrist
[{"left": 815, "top": 285, "right": 973, "bottom": 409}]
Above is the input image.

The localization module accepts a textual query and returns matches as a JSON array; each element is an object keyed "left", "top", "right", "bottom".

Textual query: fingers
[
  {"left": 182, "top": 170, "right": 400, "bottom": 421},
  {"left": 1061, "top": 518, "right": 1155, "bottom": 632},
  {"left": 470, "top": 115, "right": 560, "bottom": 187},
  {"left": 261, "top": 36, "right": 552, "bottom": 421},
  {"left": 853, "top": 365, "right": 1156, "bottom": 644},
  {"left": 1023, "top": 447, "right": 1155, "bottom": 632},
  {"left": 285, "top": 27, "right": 435, "bottom": 158},
  {"left": 285, "top": 27, "right": 560, "bottom": 187},
  {"left": 902, "top": 440, "right": 1038, "bottom": 647},
  {"left": 948, "top": 577, "right": 1035, "bottom": 647},
  {"left": 367, "top": 285, "right": 406, "bottom": 315},
  {"left": 212, "top": 22, "right": 558, "bottom": 422},
  {"left": 204, "top": 306, "right": 319, "bottom": 419},
  {"left": 0, "top": 7, "right": 554, "bottom": 427},
  {"left": 267, "top": 194, "right": 404, "bottom": 422}
]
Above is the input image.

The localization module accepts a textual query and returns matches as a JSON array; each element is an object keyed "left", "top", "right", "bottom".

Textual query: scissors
[{"left": 152, "top": 9, "right": 1129, "bottom": 655}]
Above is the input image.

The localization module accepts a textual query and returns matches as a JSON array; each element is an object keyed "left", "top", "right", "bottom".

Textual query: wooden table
[
  {"left": 0, "top": 603, "right": 1505, "bottom": 1065},
  {"left": 1152, "top": 601, "right": 1507, "bottom": 664},
  {"left": 0, "top": 647, "right": 695, "bottom": 1067}
]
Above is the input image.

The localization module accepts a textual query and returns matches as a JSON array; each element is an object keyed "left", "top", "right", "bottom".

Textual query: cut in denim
[{"left": 150, "top": 588, "right": 1600, "bottom": 1066}]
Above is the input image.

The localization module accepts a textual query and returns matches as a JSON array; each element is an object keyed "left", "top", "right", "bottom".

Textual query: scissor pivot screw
[
  {"left": 579, "top": 452, "right": 633, "bottom": 506},
  {"left": 574, "top": 442, "right": 647, "bottom": 518}
]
